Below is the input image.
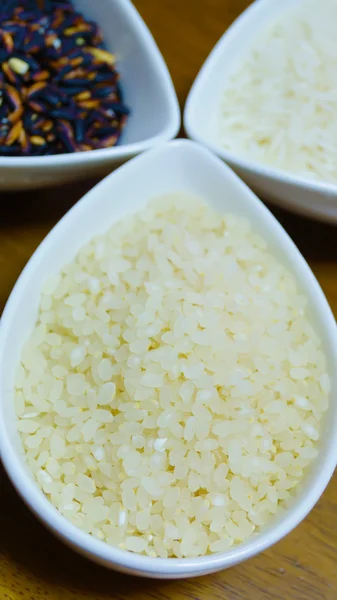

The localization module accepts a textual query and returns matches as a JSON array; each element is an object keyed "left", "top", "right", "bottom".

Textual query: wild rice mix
[{"left": 0, "top": 0, "right": 129, "bottom": 156}]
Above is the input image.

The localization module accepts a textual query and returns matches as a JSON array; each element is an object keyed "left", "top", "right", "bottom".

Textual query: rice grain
[{"left": 16, "top": 193, "right": 329, "bottom": 558}]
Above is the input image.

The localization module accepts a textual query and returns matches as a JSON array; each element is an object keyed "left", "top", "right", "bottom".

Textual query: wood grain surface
[{"left": 1, "top": 1, "right": 336, "bottom": 599}]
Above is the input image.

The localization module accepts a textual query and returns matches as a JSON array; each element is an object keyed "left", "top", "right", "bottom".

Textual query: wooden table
[{"left": 1, "top": 1, "right": 336, "bottom": 599}]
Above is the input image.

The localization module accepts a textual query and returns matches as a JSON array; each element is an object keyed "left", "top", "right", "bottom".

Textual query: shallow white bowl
[
  {"left": 0, "top": 140, "right": 336, "bottom": 579},
  {"left": 0, "top": 0, "right": 180, "bottom": 191},
  {"left": 184, "top": 0, "right": 337, "bottom": 223}
]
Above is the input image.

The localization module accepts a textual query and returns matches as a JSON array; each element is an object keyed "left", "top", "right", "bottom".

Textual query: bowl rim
[
  {"left": 183, "top": 0, "right": 337, "bottom": 197},
  {"left": 1, "top": 139, "right": 337, "bottom": 577},
  {"left": 0, "top": 0, "right": 180, "bottom": 169}
]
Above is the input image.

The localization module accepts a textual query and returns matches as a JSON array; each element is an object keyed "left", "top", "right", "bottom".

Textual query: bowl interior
[
  {"left": 0, "top": 0, "right": 180, "bottom": 191},
  {"left": 1, "top": 140, "right": 336, "bottom": 576},
  {"left": 184, "top": 0, "right": 337, "bottom": 223},
  {"left": 184, "top": 0, "right": 301, "bottom": 145},
  {"left": 74, "top": 0, "right": 178, "bottom": 145}
]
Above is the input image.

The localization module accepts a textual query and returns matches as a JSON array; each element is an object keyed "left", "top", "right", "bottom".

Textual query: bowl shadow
[
  {"left": 1, "top": 179, "right": 100, "bottom": 228},
  {"left": 1, "top": 465, "right": 174, "bottom": 598},
  {"left": 1, "top": 180, "right": 336, "bottom": 261},
  {"left": 264, "top": 201, "right": 337, "bottom": 262}
]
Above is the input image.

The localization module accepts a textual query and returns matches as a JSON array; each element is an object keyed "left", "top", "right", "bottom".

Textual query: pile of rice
[
  {"left": 219, "top": 0, "right": 337, "bottom": 184},
  {"left": 16, "top": 194, "right": 329, "bottom": 558}
]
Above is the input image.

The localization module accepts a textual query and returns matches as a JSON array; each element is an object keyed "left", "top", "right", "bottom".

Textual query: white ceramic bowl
[
  {"left": 0, "top": 140, "right": 336, "bottom": 579},
  {"left": 0, "top": 0, "right": 180, "bottom": 191},
  {"left": 184, "top": 0, "right": 337, "bottom": 223}
]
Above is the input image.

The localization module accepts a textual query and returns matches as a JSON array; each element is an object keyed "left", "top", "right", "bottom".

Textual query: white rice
[
  {"left": 16, "top": 194, "right": 329, "bottom": 558},
  {"left": 218, "top": 0, "right": 337, "bottom": 184}
]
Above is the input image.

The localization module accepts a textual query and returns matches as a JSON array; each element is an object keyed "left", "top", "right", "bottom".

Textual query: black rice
[{"left": 0, "top": 0, "right": 129, "bottom": 156}]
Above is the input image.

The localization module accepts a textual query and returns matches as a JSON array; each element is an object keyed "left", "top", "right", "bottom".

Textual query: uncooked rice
[
  {"left": 16, "top": 194, "right": 329, "bottom": 558},
  {"left": 218, "top": 0, "right": 337, "bottom": 184}
]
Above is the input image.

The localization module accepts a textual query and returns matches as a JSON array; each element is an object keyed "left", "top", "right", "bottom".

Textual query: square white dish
[
  {"left": 0, "top": 0, "right": 180, "bottom": 190},
  {"left": 0, "top": 139, "right": 336, "bottom": 578},
  {"left": 184, "top": 0, "right": 337, "bottom": 223}
]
